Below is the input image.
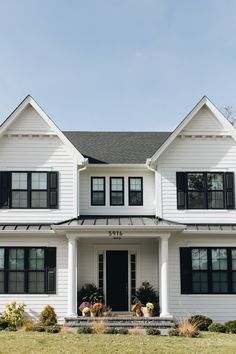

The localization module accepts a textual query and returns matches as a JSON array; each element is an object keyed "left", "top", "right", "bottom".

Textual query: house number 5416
[{"left": 108, "top": 231, "right": 123, "bottom": 237}]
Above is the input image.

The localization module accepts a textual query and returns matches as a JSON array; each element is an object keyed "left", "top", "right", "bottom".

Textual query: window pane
[
  {"left": 29, "top": 248, "right": 45, "bottom": 270},
  {"left": 192, "top": 249, "right": 208, "bottom": 270},
  {"left": 12, "top": 173, "right": 27, "bottom": 190},
  {"left": 130, "top": 178, "right": 142, "bottom": 191},
  {"left": 8, "top": 272, "right": 24, "bottom": 293},
  {"left": 9, "top": 249, "right": 24, "bottom": 270},
  {"left": 92, "top": 192, "right": 104, "bottom": 205},
  {"left": 212, "top": 249, "right": 227, "bottom": 270},
  {"left": 28, "top": 272, "right": 45, "bottom": 294},
  {"left": 92, "top": 178, "right": 104, "bottom": 191},
  {"left": 187, "top": 173, "right": 204, "bottom": 191},
  {"left": 232, "top": 250, "right": 236, "bottom": 270},
  {"left": 111, "top": 192, "right": 123, "bottom": 205},
  {"left": 129, "top": 191, "right": 142, "bottom": 205},
  {"left": 0, "top": 249, "right": 4, "bottom": 270},
  {"left": 31, "top": 173, "right": 47, "bottom": 190},
  {"left": 11, "top": 191, "right": 28, "bottom": 208},
  {"left": 0, "top": 272, "right": 4, "bottom": 293},
  {"left": 232, "top": 272, "right": 236, "bottom": 292},
  {"left": 208, "top": 191, "right": 224, "bottom": 209},
  {"left": 207, "top": 173, "right": 224, "bottom": 191},
  {"left": 31, "top": 191, "right": 47, "bottom": 208},
  {"left": 188, "top": 192, "right": 205, "bottom": 209},
  {"left": 111, "top": 178, "right": 123, "bottom": 191}
]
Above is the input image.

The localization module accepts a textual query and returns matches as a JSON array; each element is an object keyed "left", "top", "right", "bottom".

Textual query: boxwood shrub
[
  {"left": 208, "top": 323, "right": 226, "bottom": 333},
  {"left": 146, "top": 328, "right": 161, "bottom": 336},
  {"left": 225, "top": 320, "right": 236, "bottom": 334},
  {"left": 189, "top": 315, "right": 212, "bottom": 331},
  {"left": 77, "top": 326, "right": 92, "bottom": 334}
]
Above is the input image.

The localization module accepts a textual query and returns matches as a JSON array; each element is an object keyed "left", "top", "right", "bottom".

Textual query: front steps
[{"left": 65, "top": 316, "right": 175, "bottom": 330}]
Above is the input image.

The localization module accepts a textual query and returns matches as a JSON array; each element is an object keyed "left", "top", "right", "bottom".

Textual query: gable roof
[
  {"left": 148, "top": 96, "right": 236, "bottom": 164},
  {"left": 0, "top": 95, "right": 86, "bottom": 164},
  {"left": 63, "top": 131, "right": 171, "bottom": 164}
]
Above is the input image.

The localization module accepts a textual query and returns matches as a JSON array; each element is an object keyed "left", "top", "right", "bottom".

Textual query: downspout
[
  {"left": 146, "top": 158, "right": 158, "bottom": 218},
  {"left": 77, "top": 159, "right": 88, "bottom": 216}
]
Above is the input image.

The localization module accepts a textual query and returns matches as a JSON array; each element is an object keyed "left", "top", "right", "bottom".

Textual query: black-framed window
[
  {"left": 98, "top": 253, "right": 104, "bottom": 291},
  {"left": 129, "top": 177, "right": 143, "bottom": 206},
  {"left": 91, "top": 177, "right": 105, "bottom": 206},
  {"left": 0, "top": 171, "right": 58, "bottom": 209},
  {"left": 180, "top": 247, "right": 236, "bottom": 294},
  {"left": 0, "top": 247, "right": 56, "bottom": 294},
  {"left": 110, "top": 177, "right": 124, "bottom": 206},
  {"left": 176, "top": 172, "right": 234, "bottom": 210},
  {"left": 130, "top": 253, "right": 136, "bottom": 304}
]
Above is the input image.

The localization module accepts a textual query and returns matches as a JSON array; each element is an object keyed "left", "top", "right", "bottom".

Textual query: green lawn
[{"left": 0, "top": 331, "right": 235, "bottom": 354}]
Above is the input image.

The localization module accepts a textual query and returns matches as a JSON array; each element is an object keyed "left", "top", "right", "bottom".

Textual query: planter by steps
[{"left": 142, "top": 307, "right": 153, "bottom": 317}]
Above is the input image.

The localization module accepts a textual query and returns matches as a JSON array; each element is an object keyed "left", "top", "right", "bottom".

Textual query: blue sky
[{"left": 0, "top": 0, "right": 236, "bottom": 131}]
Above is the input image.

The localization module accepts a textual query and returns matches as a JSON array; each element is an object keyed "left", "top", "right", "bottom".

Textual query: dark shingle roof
[{"left": 63, "top": 131, "right": 171, "bottom": 164}]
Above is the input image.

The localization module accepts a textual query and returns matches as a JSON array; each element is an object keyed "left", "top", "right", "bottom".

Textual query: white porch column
[
  {"left": 67, "top": 235, "right": 78, "bottom": 317},
  {"left": 159, "top": 234, "right": 172, "bottom": 318}
]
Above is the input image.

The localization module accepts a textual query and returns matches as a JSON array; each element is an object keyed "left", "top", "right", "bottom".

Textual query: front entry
[{"left": 106, "top": 250, "right": 128, "bottom": 311}]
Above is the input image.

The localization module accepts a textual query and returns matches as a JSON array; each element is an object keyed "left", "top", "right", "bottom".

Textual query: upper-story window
[
  {"left": 91, "top": 177, "right": 105, "bottom": 206},
  {"left": 110, "top": 177, "right": 124, "bottom": 206},
  {"left": 176, "top": 172, "right": 234, "bottom": 210},
  {"left": 129, "top": 177, "right": 143, "bottom": 206},
  {"left": 0, "top": 171, "right": 58, "bottom": 209}
]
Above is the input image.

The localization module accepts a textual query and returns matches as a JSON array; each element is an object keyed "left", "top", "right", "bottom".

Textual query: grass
[{"left": 0, "top": 331, "right": 236, "bottom": 354}]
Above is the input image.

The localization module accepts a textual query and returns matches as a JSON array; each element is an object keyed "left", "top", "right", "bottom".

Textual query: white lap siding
[
  {"left": 169, "top": 233, "right": 236, "bottom": 322},
  {"left": 79, "top": 168, "right": 155, "bottom": 215},
  {"left": 0, "top": 234, "right": 68, "bottom": 323},
  {"left": 0, "top": 135, "right": 77, "bottom": 223}
]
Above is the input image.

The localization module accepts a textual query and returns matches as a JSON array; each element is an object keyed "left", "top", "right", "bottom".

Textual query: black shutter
[
  {"left": 48, "top": 172, "right": 58, "bottom": 209},
  {"left": 225, "top": 172, "right": 234, "bottom": 209},
  {"left": 176, "top": 172, "right": 187, "bottom": 209},
  {"left": 180, "top": 247, "right": 192, "bottom": 294},
  {"left": 0, "top": 172, "right": 11, "bottom": 209},
  {"left": 46, "top": 247, "right": 56, "bottom": 294}
]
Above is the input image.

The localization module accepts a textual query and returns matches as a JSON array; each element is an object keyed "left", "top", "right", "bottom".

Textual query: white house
[{"left": 0, "top": 95, "right": 236, "bottom": 323}]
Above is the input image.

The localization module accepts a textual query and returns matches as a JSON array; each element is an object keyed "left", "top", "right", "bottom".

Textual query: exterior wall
[
  {"left": 0, "top": 135, "right": 77, "bottom": 223},
  {"left": 79, "top": 167, "right": 155, "bottom": 215},
  {"left": 0, "top": 234, "right": 68, "bottom": 323},
  {"left": 77, "top": 238, "right": 159, "bottom": 305},
  {"left": 169, "top": 233, "right": 236, "bottom": 322},
  {"left": 158, "top": 135, "right": 236, "bottom": 223},
  {"left": 183, "top": 106, "right": 224, "bottom": 132}
]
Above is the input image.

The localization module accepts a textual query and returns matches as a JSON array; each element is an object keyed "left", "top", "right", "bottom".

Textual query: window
[
  {"left": 176, "top": 172, "right": 234, "bottom": 210},
  {"left": 98, "top": 253, "right": 104, "bottom": 291},
  {"left": 0, "top": 171, "right": 58, "bottom": 209},
  {"left": 110, "top": 177, "right": 124, "bottom": 206},
  {"left": 0, "top": 247, "right": 56, "bottom": 294},
  {"left": 130, "top": 253, "right": 136, "bottom": 304},
  {"left": 180, "top": 247, "right": 236, "bottom": 294},
  {"left": 129, "top": 177, "right": 143, "bottom": 206},
  {"left": 91, "top": 177, "right": 105, "bottom": 206}
]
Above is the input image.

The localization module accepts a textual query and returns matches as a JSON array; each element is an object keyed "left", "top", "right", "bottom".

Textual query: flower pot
[
  {"left": 136, "top": 312, "right": 143, "bottom": 317},
  {"left": 91, "top": 312, "right": 97, "bottom": 317},
  {"left": 142, "top": 307, "right": 153, "bottom": 317},
  {"left": 82, "top": 312, "right": 90, "bottom": 317}
]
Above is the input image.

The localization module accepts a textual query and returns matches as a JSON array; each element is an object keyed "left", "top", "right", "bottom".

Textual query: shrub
[
  {"left": 45, "top": 325, "right": 61, "bottom": 333},
  {"left": 118, "top": 328, "right": 129, "bottom": 335},
  {"left": 146, "top": 328, "right": 161, "bottom": 336},
  {"left": 0, "top": 318, "right": 8, "bottom": 330},
  {"left": 189, "top": 315, "right": 213, "bottom": 331},
  {"left": 178, "top": 319, "right": 199, "bottom": 338},
  {"left": 39, "top": 305, "right": 57, "bottom": 326},
  {"left": 208, "top": 323, "right": 226, "bottom": 333},
  {"left": 2, "top": 302, "right": 25, "bottom": 329},
  {"left": 77, "top": 326, "right": 92, "bottom": 334},
  {"left": 24, "top": 320, "right": 37, "bottom": 332},
  {"left": 134, "top": 282, "right": 159, "bottom": 305},
  {"left": 168, "top": 328, "right": 179, "bottom": 336},
  {"left": 225, "top": 320, "right": 236, "bottom": 334},
  {"left": 77, "top": 284, "right": 104, "bottom": 310},
  {"left": 104, "top": 327, "right": 119, "bottom": 334}
]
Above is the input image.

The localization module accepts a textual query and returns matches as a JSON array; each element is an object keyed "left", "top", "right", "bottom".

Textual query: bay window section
[{"left": 110, "top": 177, "right": 124, "bottom": 206}]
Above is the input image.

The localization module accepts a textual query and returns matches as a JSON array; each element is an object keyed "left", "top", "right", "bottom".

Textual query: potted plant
[
  {"left": 79, "top": 302, "right": 92, "bottom": 317},
  {"left": 142, "top": 302, "right": 154, "bottom": 317},
  {"left": 134, "top": 282, "right": 159, "bottom": 316},
  {"left": 91, "top": 303, "right": 104, "bottom": 317},
  {"left": 132, "top": 303, "right": 143, "bottom": 317}
]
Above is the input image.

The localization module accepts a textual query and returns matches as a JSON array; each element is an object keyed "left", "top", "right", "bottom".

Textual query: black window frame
[
  {"left": 0, "top": 171, "right": 59, "bottom": 210},
  {"left": 128, "top": 177, "right": 143, "bottom": 206},
  {"left": 110, "top": 177, "right": 124, "bottom": 206},
  {"left": 0, "top": 247, "right": 56, "bottom": 295},
  {"left": 180, "top": 247, "right": 236, "bottom": 294},
  {"left": 91, "top": 177, "right": 106, "bottom": 206},
  {"left": 176, "top": 171, "right": 234, "bottom": 210}
]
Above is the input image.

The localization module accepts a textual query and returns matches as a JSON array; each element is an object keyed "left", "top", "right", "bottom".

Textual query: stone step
[{"left": 65, "top": 316, "right": 175, "bottom": 329}]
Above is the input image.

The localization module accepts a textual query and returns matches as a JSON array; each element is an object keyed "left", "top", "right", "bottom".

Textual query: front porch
[{"left": 53, "top": 216, "right": 185, "bottom": 321}]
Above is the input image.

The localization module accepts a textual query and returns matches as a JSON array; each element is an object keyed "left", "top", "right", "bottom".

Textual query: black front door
[{"left": 106, "top": 251, "right": 128, "bottom": 311}]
